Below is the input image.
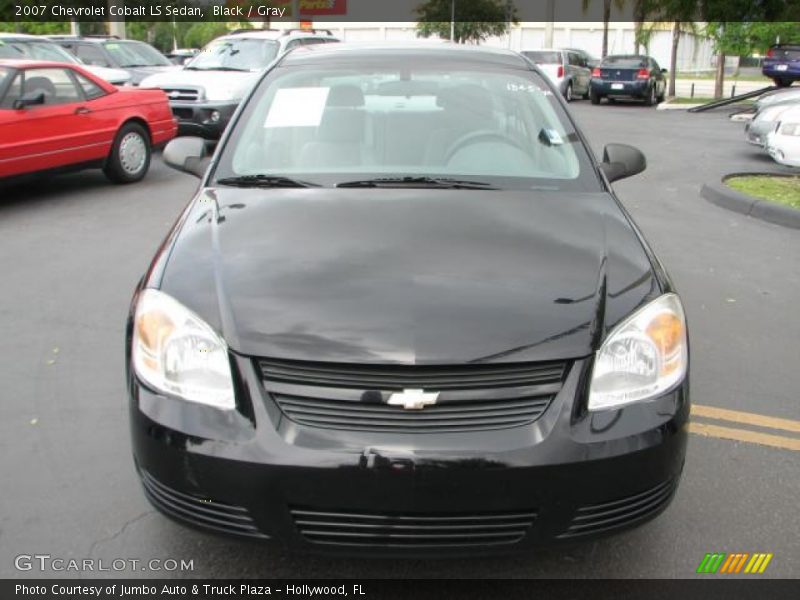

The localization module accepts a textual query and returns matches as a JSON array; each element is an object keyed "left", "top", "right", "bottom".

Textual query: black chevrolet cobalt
[{"left": 127, "top": 43, "right": 689, "bottom": 555}]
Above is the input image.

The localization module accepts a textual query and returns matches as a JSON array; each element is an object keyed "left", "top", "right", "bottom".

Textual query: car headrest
[
  {"left": 24, "top": 76, "right": 56, "bottom": 97},
  {"left": 326, "top": 84, "right": 364, "bottom": 108},
  {"left": 436, "top": 84, "right": 494, "bottom": 120}
]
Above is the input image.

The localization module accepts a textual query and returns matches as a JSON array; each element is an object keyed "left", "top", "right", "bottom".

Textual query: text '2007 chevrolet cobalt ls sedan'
[{"left": 127, "top": 43, "right": 689, "bottom": 556}]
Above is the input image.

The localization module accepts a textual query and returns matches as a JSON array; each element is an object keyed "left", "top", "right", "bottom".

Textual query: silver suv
[
  {"left": 139, "top": 28, "right": 338, "bottom": 139},
  {"left": 520, "top": 48, "right": 592, "bottom": 102}
]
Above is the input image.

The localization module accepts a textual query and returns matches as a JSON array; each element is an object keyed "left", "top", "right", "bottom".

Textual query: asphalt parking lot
[{"left": 1, "top": 101, "right": 798, "bottom": 579}]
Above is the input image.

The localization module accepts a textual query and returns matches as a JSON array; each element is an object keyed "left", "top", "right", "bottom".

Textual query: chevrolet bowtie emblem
[{"left": 387, "top": 389, "right": 439, "bottom": 410}]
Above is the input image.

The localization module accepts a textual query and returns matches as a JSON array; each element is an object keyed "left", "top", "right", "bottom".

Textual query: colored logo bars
[{"left": 696, "top": 553, "right": 773, "bottom": 574}]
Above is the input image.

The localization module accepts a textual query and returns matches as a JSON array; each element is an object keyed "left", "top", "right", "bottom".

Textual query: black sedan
[
  {"left": 590, "top": 54, "right": 667, "bottom": 106},
  {"left": 127, "top": 43, "right": 689, "bottom": 556}
]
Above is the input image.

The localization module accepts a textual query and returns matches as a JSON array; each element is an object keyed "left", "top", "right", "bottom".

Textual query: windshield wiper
[
  {"left": 216, "top": 175, "right": 319, "bottom": 188},
  {"left": 336, "top": 176, "right": 496, "bottom": 190}
]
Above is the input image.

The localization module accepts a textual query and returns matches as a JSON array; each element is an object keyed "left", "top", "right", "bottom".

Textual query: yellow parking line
[
  {"left": 692, "top": 404, "right": 800, "bottom": 434},
  {"left": 688, "top": 422, "right": 800, "bottom": 452}
]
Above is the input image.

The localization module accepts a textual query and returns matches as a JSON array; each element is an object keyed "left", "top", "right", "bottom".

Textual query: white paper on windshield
[{"left": 264, "top": 87, "right": 330, "bottom": 128}]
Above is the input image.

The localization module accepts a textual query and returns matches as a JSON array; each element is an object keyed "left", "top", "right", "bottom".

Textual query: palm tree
[{"left": 581, "top": 0, "right": 626, "bottom": 58}]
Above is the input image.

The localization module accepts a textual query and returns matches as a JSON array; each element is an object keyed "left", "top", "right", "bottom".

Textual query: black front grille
[
  {"left": 259, "top": 359, "right": 565, "bottom": 390},
  {"left": 291, "top": 507, "right": 537, "bottom": 548},
  {"left": 275, "top": 394, "right": 552, "bottom": 432},
  {"left": 558, "top": 479, "right": 676, "bottom": 539},
  {"left": 140, "top": 470, "right": 267, "bottom": 539},
  {"left": 259, "top": 358, "right": 566, "bottom": 433}
]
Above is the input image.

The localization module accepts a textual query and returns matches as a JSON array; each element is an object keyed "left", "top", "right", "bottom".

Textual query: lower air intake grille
[
  {"left": 140, "top": 470, "right": 267, "bottom": 539},
  {"left": 558, "top": 479, "right": 676, "bottom": 539},
  {"left": 291, "top": 507, "right": 537, "bottom": 548}
]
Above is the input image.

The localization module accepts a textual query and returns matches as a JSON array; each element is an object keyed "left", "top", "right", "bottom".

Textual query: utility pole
[
  {"left": 450, "top": 0, "right": 455, "bottom": 42},
  {"left": 544, "top": 0, "right": 555, "bottom": 47},
  {"left": 107, "top": 0, "right": 125, "bottom": 38}
]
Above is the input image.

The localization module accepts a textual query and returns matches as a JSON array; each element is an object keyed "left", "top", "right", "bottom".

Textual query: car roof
[
  {"left": 49, "top": 36, "right": 141, "bottom": 44},
  {"left": 0, "top": 58, "right": 74, "bottom": 69},
  {"left": 280, "top": 42, "right": 531, "bottom": 69},
  {"left": 224, "top": 29, "right": 337, "bottom": 41},
  {"left": 0, "top": 33, "right": 50, "bottom": 41}
]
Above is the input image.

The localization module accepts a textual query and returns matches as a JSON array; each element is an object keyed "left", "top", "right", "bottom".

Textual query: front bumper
[
  {"left": 169, "top": 101, "right": 238, "bottom": 139},
  {"left": 591, "top": 79, "right": 649, "bottom": 98},
  {"left": 129, "top": 355, "right": 689, "bottom": 556},
  {"left": 744, "top": 121, "right": 776, "bottom": 147}
]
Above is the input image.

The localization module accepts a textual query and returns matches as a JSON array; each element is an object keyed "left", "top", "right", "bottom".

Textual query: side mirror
[
  {"left": 661, "top": 68, "right": 668, "bottom": 74},
  {"left": 600, "top": 143, "right": 646, "bottom": 183},
  {"left": 13, "top": 90, "right": 45, "bottom": 110},
  {"left": 163, "top": 137, "right": 210, "bottom": 178}
]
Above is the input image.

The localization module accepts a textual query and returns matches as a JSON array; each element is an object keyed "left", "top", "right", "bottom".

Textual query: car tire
[
  {"left": 773, "top": 78, "right": 792, "bottom": 88},
  {"left": 104, "top": 122, "right": 151, "bottom": 184},
  {"left": 590, "top": 89, "right": 601, "bottom": 105},
  {"left": 565, "top": 82, "right": 573, "bottom": 102},
  {"left": 644, "top": 84, "right": 656, "bottom": 106},
  {"left": 657, "top": 85, "right": 666, "bottom": 103}
]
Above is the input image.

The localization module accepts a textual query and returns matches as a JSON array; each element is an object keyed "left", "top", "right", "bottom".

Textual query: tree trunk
[
  {"left": 602, "top": 0, "right": 611, "bottom": 58},
  {"left": 669, "top": 21, "right": 680, "bottom": 98},
  {"left": 714, "top": 51, "right": 725, "bottom": 99}
]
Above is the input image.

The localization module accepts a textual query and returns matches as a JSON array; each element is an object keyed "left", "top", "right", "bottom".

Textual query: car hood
[
  {"left": 84, "top": 65, "right": 130, "bottom": 85},
  {"left": 156, "top": 188, "right": 661, "bottom": 364},
  {"left": 126, "top": 65, "right": 180, "bottom": 85},
  {"left": 138, "top": 68, "right": 259, "bottom": 97}
]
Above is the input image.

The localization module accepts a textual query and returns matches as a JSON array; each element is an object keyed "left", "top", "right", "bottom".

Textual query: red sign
[{"left": 299, "top": 0, "right": 347, "bottom": 16}]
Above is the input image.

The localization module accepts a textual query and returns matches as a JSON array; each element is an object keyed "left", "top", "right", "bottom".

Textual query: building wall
[{"left": 318, "top": 22, "right": 717, "bottom": 72}]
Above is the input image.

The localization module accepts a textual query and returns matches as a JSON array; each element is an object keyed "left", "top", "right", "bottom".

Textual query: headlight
[
  {"left": 132, "top": 289, "right": 235, "bottom": 410},
  {"left": 588, "top": 293, "right": 687, "bottom": 411}
]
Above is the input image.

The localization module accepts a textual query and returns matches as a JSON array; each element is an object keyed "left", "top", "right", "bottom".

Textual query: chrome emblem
[
  {"left": 387, "top": 389, "right": 439, "bottom": 410},
  {"left": 168, "top": 90, "right": 181, "bottom": 99}
]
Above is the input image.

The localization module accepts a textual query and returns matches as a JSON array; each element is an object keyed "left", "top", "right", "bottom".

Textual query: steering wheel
[{"left": 443, "top": 130, "right": 526, "bottom": 164}]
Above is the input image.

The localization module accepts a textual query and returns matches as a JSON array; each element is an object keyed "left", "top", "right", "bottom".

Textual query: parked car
[
  {"left": 48, "top": 36, "right": 177, "bottom": 86},
  {"left": 0, "top": 60, "right": 176, "bottom": 183},
  {"left": 745, "top": 100, "right": 799, "bottom": 147},
  {"left": 0, "top": 33, "right": 131, "bottom": 86},
  {"left": 520, "top": 48, "right": 591, "bottom": 101},
  {"left": 762, "top": 44, "right": 800, "bottom": 88},
  {"left": 756, "top": 87, "right": 800, "bottom": 110},
  {"left": 766, "top": 106, "right": 800, "bottom": 166},
  {"left": 564, "top": 48, "right": 600, "bottom": 69},
  {"left": 590, "top": 54, "right": 667, "bottom": 106},
  {"left": 166, "top": 48, "right": 199, "bottom": 66},
  {"left": 127, "top": 43, "right": 689, "bottom": 554},
  {"left": 139, "top": 28, "right": 339, "bottom": 139}
]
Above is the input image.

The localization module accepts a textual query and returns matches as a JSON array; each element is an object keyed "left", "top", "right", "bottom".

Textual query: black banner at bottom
[{"left": 3, "top": 579, "right": 800, "bottom": 600}]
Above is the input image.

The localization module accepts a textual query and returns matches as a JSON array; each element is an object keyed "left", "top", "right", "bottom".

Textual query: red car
[{"left": 0, "top": 60, "right": 176, "bottom": 183}]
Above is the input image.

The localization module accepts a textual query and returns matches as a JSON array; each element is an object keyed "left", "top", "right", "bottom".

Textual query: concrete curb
[
  {"left": 701, "top": 173, "right": 800, "bottom": 229},
  {"left": 657, "top": 102, "right": 706, "bottom": 110}
]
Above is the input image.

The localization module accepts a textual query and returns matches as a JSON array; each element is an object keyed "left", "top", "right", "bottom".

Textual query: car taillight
[
  {"left": 557, "top": 65, "right": 564, "bottom": 78},
  {"left": 767, "top": 48, "right": 775, "bottom": 58},
  {"left": 592, "top": 67, "right": 601, "bottom": 77},
  {"left": 636, "top": 69, "right": 650, "bottom": 79}
]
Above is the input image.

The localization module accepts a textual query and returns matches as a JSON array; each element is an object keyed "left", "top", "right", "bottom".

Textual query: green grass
[
  {"left": 666, "top": 96, "right": 715, "bottom": 104},
  {"left": 726, "top": 176, "right": 800, "bottom": 210},
  {"left": 677, "top": 72, "right": 771, "bottom": 82}
]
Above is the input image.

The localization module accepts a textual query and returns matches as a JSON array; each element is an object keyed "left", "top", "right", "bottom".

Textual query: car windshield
[
  {"left": 522, "top": 51, "right": 561, "bottom": 64},
  {"left": 185, "top": 38, "right": 279, "bottom": 71},
  {"left": 602, "top": 56, "right": 647, "bottom": 68},
  {"left": 215, "top": 62, "right": 596, "bottom": 190},
  {"left": 104, "top": 41, "right": 171, "bottom": 67},
  {"left": 3, "top": 40, "right": 80, "bottom": 64},
  {"left": 0, "top": 66, "right": 11, "bottom": 86}
]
